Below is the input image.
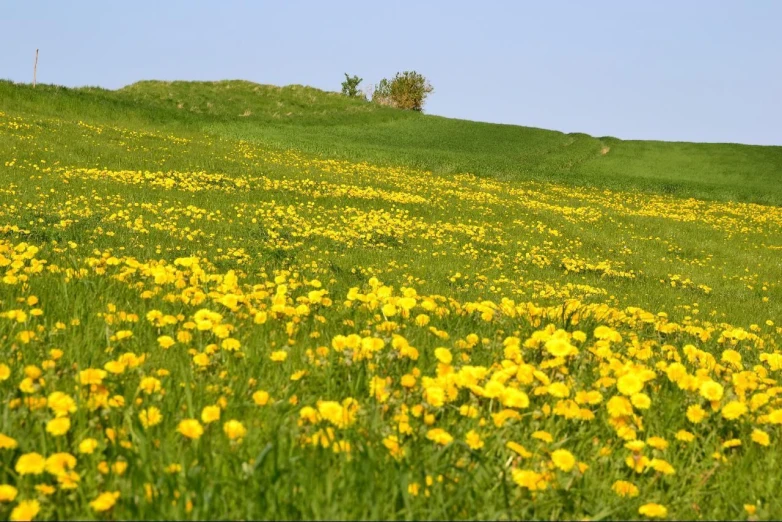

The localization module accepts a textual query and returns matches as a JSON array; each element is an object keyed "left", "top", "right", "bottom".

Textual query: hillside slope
[
  {"left": 0, "top": 78, "right": 781, "bottom": 519},
  {"left": 2, "top": 79, "right": 780, "bottom": 205}
]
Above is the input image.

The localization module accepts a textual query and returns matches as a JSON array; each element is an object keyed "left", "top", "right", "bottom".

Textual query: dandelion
[
  {"left": 177, "top": 419, "right": 204, "bottom": 440},
  {"left": 90, "top": 491, "right": 120, "bottom": 512},
  {"left": 551, "top": 449, "right": 576, "bottom": 472},
  {"left": 78, "top": 438, "right": 99, "bottom": 454},
  {"left": 10, "top": 500, "right": 40, "bottom": 521},
  {"left": 465, "top": 430, "right": 484, "bottom": 450},
  {"left": 426, "top": 428, "right": 453, "bottom": 446},
  {"left": 699, "top": 380, "right": 724, "bottom": 402},
  {"left": 223, "top": 420, "right": 247, "bottom": 440},
  {"left": 638, "top": 503, "right": 667, "bottom": 518},
  {"left": 0, "top": 433, "right": 18, "bottom": 450},
  {"left": 751, "top": 429, "right": 770, "bottom": 446},
  {"left": 0, "top": 485, "right": 18, "bottom": 502},
  {"left": 721, "top": 401, "right": 747, "bottom": 420},
  {"left": 611, "top": 480, "right": 639, "bottom": 497},
  {"left": 270, "top": 351, "right": 288, "bottom": 362},
  {"left": 46, "top": 416, "right": 71, "bottom": 436},
  {"left": 252, "top": 390, "right": 270, "bottom": 406},
  {"left": 140, "top": 406, "right": 163, "bottom": 428},
  {"left": 201, "top": 405, "right": 221, "bottom": 424},
  {"left": 15, "top": 453, "right": 46, "bottom": 475},
  {"left": 616, "top": 373, "right": 644, "bottom": 396}
]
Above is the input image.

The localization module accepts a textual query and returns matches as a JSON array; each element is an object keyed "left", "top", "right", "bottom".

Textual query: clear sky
[{"left": 2, "top": 1, "right": 780, "bottom": 145}]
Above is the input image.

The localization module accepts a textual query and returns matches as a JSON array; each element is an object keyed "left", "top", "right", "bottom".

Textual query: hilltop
[{"left": 2, "top": 79, "right": 781, "bottom": 205}]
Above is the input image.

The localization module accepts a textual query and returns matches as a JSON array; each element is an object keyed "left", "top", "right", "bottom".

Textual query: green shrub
[
  {"left": 341, "top": 73, "right": 364, "bottom": 98},
  {"left": 372, "top": 71, "right": 433, "bottom": 111}
]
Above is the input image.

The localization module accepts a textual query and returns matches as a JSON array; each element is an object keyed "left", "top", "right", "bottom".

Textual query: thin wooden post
[{"left": 33, "top": 49, "right": 38, "bottom": 88}]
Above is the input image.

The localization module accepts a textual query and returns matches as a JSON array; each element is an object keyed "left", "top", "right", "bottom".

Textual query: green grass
[
  {"left": 3, "top": 79, "right": 781, "bottom": 204},
  {"left": 0, "top": 78, "right": 780, "bottom": 520}
]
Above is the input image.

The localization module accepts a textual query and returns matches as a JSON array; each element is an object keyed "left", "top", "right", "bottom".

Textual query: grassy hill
[
  {"left": 0, "top": 78, "right": 781, "bottom": 520},
  {"left": 2, "top": 79, "right": 781, "bottom": 205}
]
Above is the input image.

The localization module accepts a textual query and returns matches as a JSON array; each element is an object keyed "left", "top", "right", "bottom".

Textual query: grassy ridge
[{"left": 2, "top": 79, "right": 781, "bottom": 204}]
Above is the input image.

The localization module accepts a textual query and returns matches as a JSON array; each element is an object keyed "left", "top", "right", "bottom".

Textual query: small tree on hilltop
[
  {"left": 372, "top": 71, "right": 433, "bottom": 111},
  {"left": 341, "top": 73, "right": 364, "bottom": 98}
]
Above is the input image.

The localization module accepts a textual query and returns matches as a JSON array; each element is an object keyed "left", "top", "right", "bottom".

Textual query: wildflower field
[{"left": 0, "top": 80, "right": 781, "bottom": 520}]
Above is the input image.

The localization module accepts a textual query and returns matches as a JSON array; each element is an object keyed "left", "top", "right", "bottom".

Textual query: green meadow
[{"left": 0, "top": 78, "right": 780, "bottom": 520}]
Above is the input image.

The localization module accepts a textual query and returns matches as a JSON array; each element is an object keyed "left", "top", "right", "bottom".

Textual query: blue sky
[{"left": 2, "top": 1, "right": 780, "bottom": 145}]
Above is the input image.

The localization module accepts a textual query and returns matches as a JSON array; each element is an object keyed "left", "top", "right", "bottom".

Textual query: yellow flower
[
  {"left": 424, "top": 386, "right": 445, "bottom": 407},
  {"left": 638, "top": 503, "right": 667, "bottom": 518},
  {"left": 45, "top": 452, "right": 77, "bottom": 476},
  {"left": 201, "top": 405, "right": 221, "bottom": 424},
  {"left": 511, "top": 469, "right": 547, "bottom": 491},
  {"left": 78, "top": 438, "right": 99, "bottom": 454},
  {"left": 35, "top": 484, "right": 55, "bottom": 496},
  {"left": 649, "top": 458, "right": 675, "bottom": 475},
  {"left": 751, "top": 429, "right": 770, "bottom": 446},
  {"left": 625, "top": 440, "right": 645, "bottom": 453},
  {"left": 547, "top": 382, "right": 570, "bottom": 398},
  {"left": 15, "top": 453, "right": 46, "bottom": 475},
  {"left": 665, "top": 363, "right": 687, "bottom": 383},
  {"left": 89, "top": 491, "right": 120, "bottom": 512},
  {"left": 270, "top": 350, "right": 288, "bottom": 362},
  {"left": 252, "top": 390, "right": 270, "bottom": 406},
  {"left": 0, "top": 433, "right": 18, "bottom": 450},
  {"left": 223, "top": 420, "right": 247, "bottom": 440},
  {"left": 434, "top": 347, "right": 452, "bottom": 365},
  {"left": 221, "top": 338, "right": 241, "bottom": 351},
  {"left": 611, "top": 480, "right": 639, "bottom": 497},
  {"left": 675, "top": 430, "right": 695, "bottom": 442},
  {"left": 0, "top": 484, "right": 18, "bottom": 502},
  {"left": 616, "top": 373, "right": 644, "bottom": 396},
  {"left": 383, "top": 435, "right": 406, "bottom": 460},
  {"left": 506, "top": 441, "right": 532, "bottom": 458},
  {"left": 631, "top": 393, "right": 651, "bottom": 409},
  {"left": 79, "top": 368, "right": 107, "bottom": 385},
  {"left": 157, "top": 335, "right": 175, "bottom": 349},
  {"left": 46, "top": 416, "right": 71, "bottom": 437},
  {"left": 139, "top": 407, "right": 163, "bottom": 428},
  {"left": 193, "top": 353, "right": 210, "bottom": 367},
  {"left": 138, "top": 376, "right": 162, "bottom": 394},
  {"left": 47, "top": 391, "right": 76, "bottom": 417},
  {"left": 10, "top": 499, "right": 40, "bottom": 521},
  {"left": 426, "top": 428, "right": 453, "bottom": 446},
  {"left": 501, "top": 388, "right": 529, "bottom": 409},
  {"left": 177, "top": 419, "right": 204, "bottom": 440},
  {"left": 544, "top": 337, "right": 576, "bottom": 357},
  {"left": 607, "top": 396, "right": 633, "bottom": 418},
  {"left": 112, "top": 461, "right": 128, "bottom": 475},
  {"left": 686, "top": 404, "right": 707, "bottom": 423},
  {"left": 551, "top": 449, "right": 576, "bottom": 472},
  {"left": 465, "top": 430, "right": 484, "bottom": 450},
  {"left": 699, "top": 380, "right": 724, "bottom": 402},
  {"left": 768, "top": 409, "right": 782, "bottom": 424},
  {"left": 646, "top": 437, "right": 668, "bottom": 450},
  {"left": 721, "top": 401, "right": 747, "bottom": 420},
  {"left": 532, "top": 430, "right": 553, "bottom": 443},
  {"left": 104, "top": 360, "right": 126, "bottom": 374}
]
